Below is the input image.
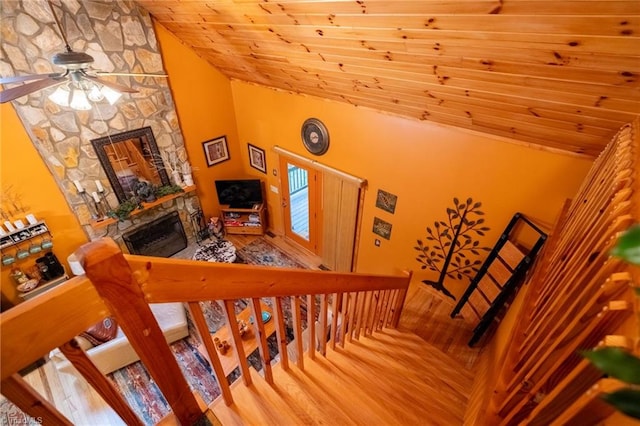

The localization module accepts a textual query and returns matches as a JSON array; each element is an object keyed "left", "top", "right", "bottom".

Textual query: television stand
[{"left": 221, "top": 203, "right": 266, "bottom": 236}]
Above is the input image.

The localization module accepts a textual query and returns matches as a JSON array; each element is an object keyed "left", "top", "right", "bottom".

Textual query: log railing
[
  {"left": 482, "top": 119, "right": 639, "bottom": 424},
  {"left": 0, "top": 238, "right": 410, "bottom": 425}
]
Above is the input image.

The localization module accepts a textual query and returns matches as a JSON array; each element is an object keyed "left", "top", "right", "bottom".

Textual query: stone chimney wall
[{"left": 1, "top": 0, "right": 199, "bottom": 248}]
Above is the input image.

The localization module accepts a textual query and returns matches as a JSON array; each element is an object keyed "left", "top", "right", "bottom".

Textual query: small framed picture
[
  {"left": 248, "top": 143, "right": 267, "bottom": 174},
  {"left": 373, "top": 217, "right": 392, "bottom": 240},
  {"left": 375, "top": 189, "right": 398, "bottom": 214},
  {"left": 202, "top": 136, "right": 230, "bottom": 167}
]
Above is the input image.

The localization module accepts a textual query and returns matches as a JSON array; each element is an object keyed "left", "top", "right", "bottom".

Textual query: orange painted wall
[
  {"left": 0, "top": 103, "right": 87, "bottom": 305},
  {"left": 154, "top": 22, "right": 244, "bottom": 221},
  {"left": 230, "top": 81, "right": 595, "bottom": 299}
]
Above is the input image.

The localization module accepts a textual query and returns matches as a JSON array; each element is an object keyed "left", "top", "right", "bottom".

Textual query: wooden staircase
[
  {"left": 211, "top": 328, "right": 473, "bottom": 425},
  {"left": 2, "top": 238, "right": 477, "bottom": 425}
]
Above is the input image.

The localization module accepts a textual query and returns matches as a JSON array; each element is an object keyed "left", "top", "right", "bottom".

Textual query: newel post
[{"left": 79, "top": 238, "right": 204, "bottom": 425}]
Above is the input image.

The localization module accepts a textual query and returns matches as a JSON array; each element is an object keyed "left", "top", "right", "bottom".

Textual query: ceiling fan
[{"left": 0, "top": 1, "right": 167, "bottom": 107}]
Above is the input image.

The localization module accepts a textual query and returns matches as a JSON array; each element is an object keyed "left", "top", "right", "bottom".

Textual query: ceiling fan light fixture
[
  {"left": 70, "top": 88, "right": 91, "bottom": 110},
  {"left": 48, "top": 85, "right": 71, "bottom": 107},
  {"left": 87, "top": 84, "right": 104, "bottom": 102},
  {"left": 101, "top": 85, "right": 122, "bottom": 105}
]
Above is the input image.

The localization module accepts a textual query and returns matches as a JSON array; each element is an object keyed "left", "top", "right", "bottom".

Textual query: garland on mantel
[{"left": 107, "top": 185, "right": 184, "bottom": 222}]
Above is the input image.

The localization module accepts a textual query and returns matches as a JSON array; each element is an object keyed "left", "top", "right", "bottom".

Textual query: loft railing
[{"left": 0, "top": 238, "right": 410, "bottom": 425}]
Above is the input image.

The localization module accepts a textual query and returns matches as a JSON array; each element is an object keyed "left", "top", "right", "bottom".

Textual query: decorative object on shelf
[
  {"left": 107, "top": 196, "right": 143, "bottom": 222},
  {"left": 414, "top": 197, "right": 491, "bottom": 301},
  {"left": 72, "top": 180, "right": 101, "bottom": 219},
  {"left": 91, "top": 127, "right": 171, "bottom": 203},
  {"left": 0, "top": 221, "right": 53, "bottom": 266},
  {"left": 134, "top": 181, "right": 157, "bottom": 203},
  {"left": 13, "top": 220, "right": 25, "bottom": 230},
  {"left": 214, "top": 337, "right": 230, "bottom": 354},
  {"left": 94, "top": 180, "right": 113, "bottom": 213},
  {"left": 4, "top": 221, "right": 16, "bottom": 233},
  {"left": 181, "top": 162, "right": 194, "bottom": 186},
  {"left": 25, "top": 214, "right": 38, "bottom": 225},
  {"left": 238, "top": 319, "right": 250, "bottom": 337},
  {"left": 154, "top": 184, "right": 184, "bottom": 198},
  {"left": 203, "top": 135, "right": 230, "bottom": 167},
  {"left": 17, "top": 279, "right": 38, "bottom": 293},
  {"left": 372, "top": 217, "right": 392, "bottom": 240},
  {"left": 301, "top": 117, "right": 330, "bottom": 156},
  {"left": 248, "top": 143, "right": 267, "bottom": 174},
  {"left": 376, "top": 189, "right": 398, "bottom": 214}
]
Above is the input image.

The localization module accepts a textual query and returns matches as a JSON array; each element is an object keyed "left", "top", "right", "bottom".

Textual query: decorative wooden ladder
[{"left": 451, "top": 212, "right": 547, "bottom": 346}]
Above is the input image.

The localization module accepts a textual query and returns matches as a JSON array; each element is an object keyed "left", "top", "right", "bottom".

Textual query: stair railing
[{"left": 1, "top": 237, "right": 410, "bottom": 425}]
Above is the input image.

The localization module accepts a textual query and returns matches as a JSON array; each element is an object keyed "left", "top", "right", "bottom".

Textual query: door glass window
[{"left": 287, "top": 164, "right": 310, "bottom": 241}]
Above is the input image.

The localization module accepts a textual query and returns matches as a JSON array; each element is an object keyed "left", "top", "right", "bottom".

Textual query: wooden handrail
[
  {"left": 1, "top": 276, "right": 108, "bottom": 380},
  {"left": 1, "top": 236, "right": 410, "bottom": 425},
  {"left": 124, "top": 254, "right": 409, "bottom": 302}
]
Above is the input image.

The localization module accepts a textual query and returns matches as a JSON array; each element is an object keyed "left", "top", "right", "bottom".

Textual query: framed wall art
[
  {"left": 375, "top": 189, "right": 398, "bottom": 214},
  {"left": 373, "top": 217, "right": 393, "bottom": 240},
  {"left": 202, "top": 136, "right": 230, "bottom": 167},
  {"left": 248, "top": 143, "right": 267, "bottom": 173}
]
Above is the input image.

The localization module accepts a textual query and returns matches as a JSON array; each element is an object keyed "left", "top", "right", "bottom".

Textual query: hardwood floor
[
  {"left": 211, "top": 329, "right": 474, "bottom": 425},
  {"left": 6, "top": 234, "right": 482, "bottom": 425}
]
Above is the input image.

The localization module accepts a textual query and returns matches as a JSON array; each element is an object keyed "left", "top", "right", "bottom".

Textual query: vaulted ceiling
[{"left": 135, "top": 1, "right": 639, "bottom": 158}]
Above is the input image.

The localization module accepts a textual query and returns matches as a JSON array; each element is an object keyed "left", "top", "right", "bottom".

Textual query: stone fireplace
[{"left": 1, "top": 1, "right": 200, "bottom": 250}]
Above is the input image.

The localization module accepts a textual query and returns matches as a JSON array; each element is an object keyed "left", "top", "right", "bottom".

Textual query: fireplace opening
[{"left": 123, "top": 211, "right": 187, "bottom": 257}]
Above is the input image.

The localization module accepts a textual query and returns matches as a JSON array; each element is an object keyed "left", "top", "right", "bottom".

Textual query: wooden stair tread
[
  {"left": 211, "top": 329, "right": 472, "bottom": 425},
  {"left": 210, "top": 368, "right": 303, "bottom": 426}
]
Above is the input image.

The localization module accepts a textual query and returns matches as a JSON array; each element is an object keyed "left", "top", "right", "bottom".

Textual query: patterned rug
[
  {"left": 236, "top": 238, "right": 306, "bottom": 268},
  {"left": 109, "top": 237, "right": 309, "bottom": 424},
  {"left": 3, "top": 238, "right": 311, "bottom": 426}
]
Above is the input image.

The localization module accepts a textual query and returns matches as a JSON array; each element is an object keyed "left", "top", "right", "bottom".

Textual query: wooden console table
[{"left": 198, "top": 300, "right": 275, "bottom": 376}]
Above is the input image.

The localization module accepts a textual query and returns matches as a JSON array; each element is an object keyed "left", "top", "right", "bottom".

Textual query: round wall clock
[{"left": 301, "top": 118, "right": 329, "bottom": 156}]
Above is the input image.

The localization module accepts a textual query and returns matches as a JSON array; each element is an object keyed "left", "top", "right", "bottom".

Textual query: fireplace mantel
[{"left": 90, "top": 186, "right": 197, "bottom": 230}]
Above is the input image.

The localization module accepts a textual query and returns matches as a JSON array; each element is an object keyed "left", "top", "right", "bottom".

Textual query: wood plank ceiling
[{"left": 136, "top": 0, "right": 639, "bottom": 158}]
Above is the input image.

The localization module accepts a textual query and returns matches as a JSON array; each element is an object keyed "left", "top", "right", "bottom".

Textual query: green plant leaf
[
  {"left": 581, "top": 347, "right": 640, "bottom": 384},
  {"left": 610, "top": 224, "right": 640, "bottom": 265},
  {"left": 601, "top": 389, "right": 640, "bottom": 419}
]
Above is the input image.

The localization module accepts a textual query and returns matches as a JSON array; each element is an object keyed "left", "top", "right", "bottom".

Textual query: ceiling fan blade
[
  {"left": 0, "top": 77, "right": 65, "bottom": 103},
  {"left": 0, "top": 72, "right": 65, "bottom": 84},
  {"left": 95, "top": 72, "right": 168, "bottom": 78},
  {"left": 81, "top": 74, "right": 138, "bottom": 94}
]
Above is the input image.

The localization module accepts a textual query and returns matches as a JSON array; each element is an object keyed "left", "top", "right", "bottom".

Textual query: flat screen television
[{"left": 215, "top": 179, "right": 263, "bottom": 208}]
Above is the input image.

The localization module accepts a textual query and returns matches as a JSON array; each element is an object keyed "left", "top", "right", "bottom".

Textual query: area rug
[
  {"left": 236, "top": 238, "right": 306, "bottom": 268},
  {"left": 108, "top": 237, "right": 310, "bottom": 425},
  {"left": 3, "top": 238, "right": 312, "bottom": 426}
]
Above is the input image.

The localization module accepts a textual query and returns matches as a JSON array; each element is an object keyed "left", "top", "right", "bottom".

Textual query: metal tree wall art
[{"left": 414, "top": 197, "right": 491, "bottom": 300}]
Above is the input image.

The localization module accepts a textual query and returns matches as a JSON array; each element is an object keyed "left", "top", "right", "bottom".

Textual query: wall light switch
[{"left": 270, "top": 185, "right": 279, "bottom": 194}]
